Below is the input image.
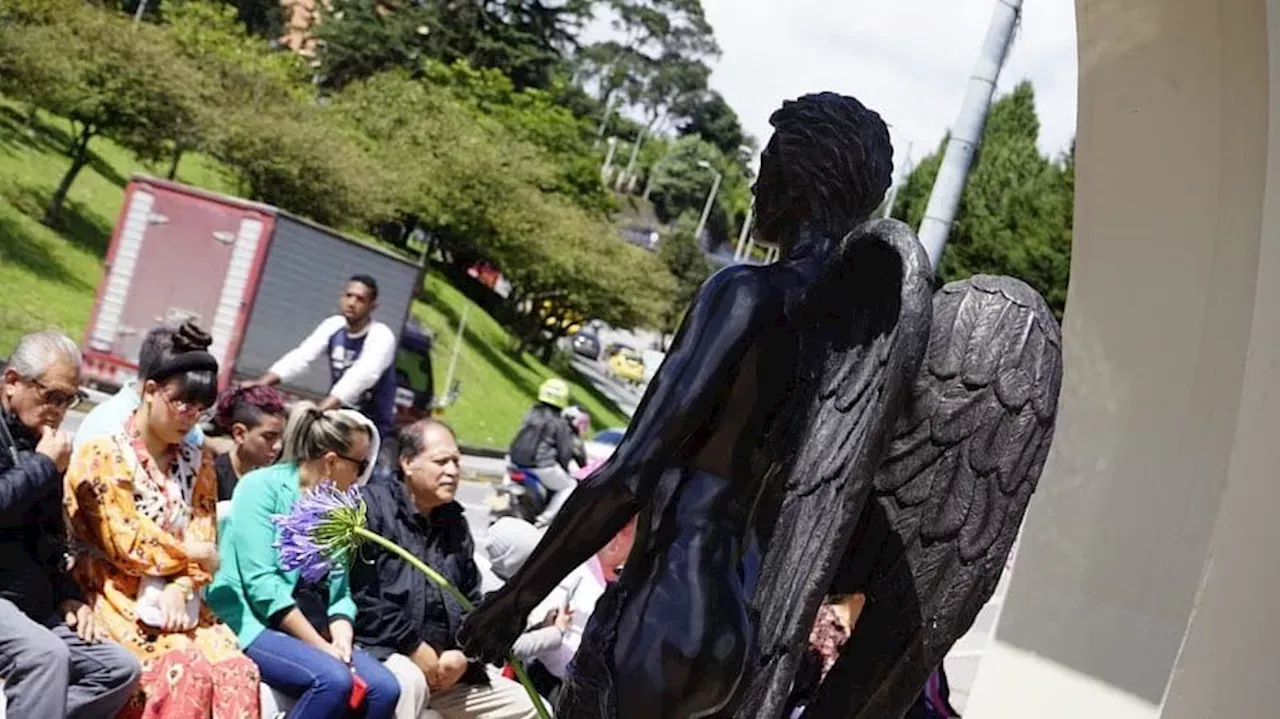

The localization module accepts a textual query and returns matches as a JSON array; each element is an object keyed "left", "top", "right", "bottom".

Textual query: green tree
[
  {"left": 331, "top": 71, "right": 672, "bottom": 349},
  {"left": 420, "top": 59, "right": 613, "bottom": 215},
  {"left": 0, "top": 1, "right": 204, "bottom": 224},
  {"left": 202, "top": 102, "right": 392, "bottom": 229},
  {"left": 674, "top": 89, "right": 755, "bottom": 163},
  {"left": 578, "top": 0, "right": 719, "bottom": 130},
  {"left": 159, "top": 0, "right": 311, "bottom": 179},
  {"left": 224, "top": 0, "right": 285, "bottom": 39},
  {"left": 892, "top": 82, "right": 1073, "bottom": 317},
  {"left": 315, "top": 0, "right": 593, "bottom": 91},
  {"left": 644, "top": 135, "right": 749, "bottom": 249},
  {"left": 657, "top": 213, "right": 711, "bottom": 334}
]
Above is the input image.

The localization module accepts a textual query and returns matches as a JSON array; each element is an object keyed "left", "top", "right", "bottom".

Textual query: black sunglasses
[{"left": 336, "top": 453, "right": 369, "bottom": 477}]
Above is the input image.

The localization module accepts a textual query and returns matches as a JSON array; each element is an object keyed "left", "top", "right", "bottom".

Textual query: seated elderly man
[
  {"left": 0, "top": 331, "right": 140, "bottom": 717},
  {"left": 352, "top": 419, "right": 538, "bottom": 719}
]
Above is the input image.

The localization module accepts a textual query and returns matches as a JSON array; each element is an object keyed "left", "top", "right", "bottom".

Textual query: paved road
[{"left": 570, "top": 356, "right": 641, "bottom": 418}]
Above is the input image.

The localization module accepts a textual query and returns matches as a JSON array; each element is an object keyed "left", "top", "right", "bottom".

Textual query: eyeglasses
[
  {"left": 25, "top": 378, "right": 83, "bottom": 410},
  {"left": 336, "top": 453, "right": 369, "bottom": 477},
  {"left": 157, "top": 391, "right": 207, "bottom": 421}
]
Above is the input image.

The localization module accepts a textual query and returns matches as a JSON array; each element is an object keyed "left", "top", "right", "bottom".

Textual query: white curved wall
[{"left": 966, "top": 0, "right": 1278, "bottom": 715}]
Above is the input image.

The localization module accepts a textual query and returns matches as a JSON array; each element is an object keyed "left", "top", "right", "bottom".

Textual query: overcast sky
[{"left": 655, "top": 0, "right": 1078, "bottom": 174}]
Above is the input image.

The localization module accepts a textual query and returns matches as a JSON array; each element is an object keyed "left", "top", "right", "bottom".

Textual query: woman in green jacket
[{"left": 208, "top": 403, "right": 400, "bottom": 718}]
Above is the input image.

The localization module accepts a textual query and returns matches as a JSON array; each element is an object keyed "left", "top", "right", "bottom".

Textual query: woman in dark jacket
[{"left": 352, "top": 419, "right": 538, "bottom": 719}]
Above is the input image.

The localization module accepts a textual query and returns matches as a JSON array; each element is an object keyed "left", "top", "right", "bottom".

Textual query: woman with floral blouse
[{"left": 64, "top": 324, "right": 259, "bottom": 719}]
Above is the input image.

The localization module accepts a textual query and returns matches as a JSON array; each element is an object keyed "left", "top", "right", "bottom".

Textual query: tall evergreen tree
[{"left": 893, "top": 81, "right": 1074, "bottom": 317}]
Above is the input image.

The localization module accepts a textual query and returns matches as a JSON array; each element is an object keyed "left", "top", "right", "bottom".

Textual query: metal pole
[
  {"left": 600, "top": 137, "right": 619, "bottom": 183},
  {"left": 133, "top": 0, "right": 146, "bottom": 24},
  {"left": 442, "top": 304, "right": 469, "bottom": 404},
  {"left": 617, "top": 129, "right": 645, "bottom": 192},
  {"left": 917, "top": 0, "right": 1021, "bottom": 269},
  {"left": 734, "top": 205, "right": 754, "bottom": 260},
  {"left": 694, "top": 170, "right": 722, "bottom": 243},
  {"left": 593, "top": 91, "right": 618, "bottom": 149}
]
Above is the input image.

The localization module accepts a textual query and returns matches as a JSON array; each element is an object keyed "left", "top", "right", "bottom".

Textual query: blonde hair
[{"left": 281, "top": 401, "right": 371, "bottom": 463}]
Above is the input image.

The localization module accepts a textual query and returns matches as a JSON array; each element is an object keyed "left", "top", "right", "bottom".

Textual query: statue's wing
[
  {"left": 738, "top": 218, "right": 934, "bottom": 718},
  {"left": 807, "top": 275, "right": 1063, "bottom": 718}
]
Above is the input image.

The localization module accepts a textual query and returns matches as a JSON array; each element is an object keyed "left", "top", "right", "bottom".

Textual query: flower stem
[{"left": 353, "top": 527, "right": 552, "bottom": 719}]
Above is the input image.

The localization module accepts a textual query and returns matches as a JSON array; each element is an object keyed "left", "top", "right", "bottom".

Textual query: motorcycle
[
  {"left": 486, "top": 461, "right": 552, "bottom": 525},
  {"left": 486, "top": 405, "right": 593, "bottom": 526}
]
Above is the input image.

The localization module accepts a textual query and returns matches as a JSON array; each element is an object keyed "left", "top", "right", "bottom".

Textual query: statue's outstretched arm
[{"left": 458, "top": 266, "right": 770, "bottom": 663}]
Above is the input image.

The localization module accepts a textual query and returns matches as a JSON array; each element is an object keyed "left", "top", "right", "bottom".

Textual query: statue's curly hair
[{"left": 755, "top": 92, "right": 894, "bottom": 248}]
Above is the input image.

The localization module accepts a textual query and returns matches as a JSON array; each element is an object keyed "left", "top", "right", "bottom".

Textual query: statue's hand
[{"left": 458, "top": 586, "right": 528, "bottom": 665}]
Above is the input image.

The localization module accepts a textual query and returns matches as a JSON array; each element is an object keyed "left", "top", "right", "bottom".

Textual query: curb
[{"left": 459, "top": 444, "right": 506, "bottom": 459}]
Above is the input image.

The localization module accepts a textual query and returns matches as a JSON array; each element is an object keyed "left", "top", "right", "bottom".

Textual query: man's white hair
[{"left": 5, "top": 331, "right": 81, "bottom": 379}]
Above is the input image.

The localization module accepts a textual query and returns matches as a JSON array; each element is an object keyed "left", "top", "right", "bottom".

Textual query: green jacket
[{"left": 208, "top": 462, "right": 357, "bottom": 648}]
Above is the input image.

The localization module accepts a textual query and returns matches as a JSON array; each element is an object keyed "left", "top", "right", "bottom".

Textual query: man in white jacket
[
  {"left": 246, "top": 275, "right": 398, "bottom": 443},
  {"left": 509, "top": 518, "right": 637, "bottom": 701}
]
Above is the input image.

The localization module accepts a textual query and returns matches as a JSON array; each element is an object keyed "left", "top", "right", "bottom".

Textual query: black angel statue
[{"left": 458, "top": 92, "right": 1063, "bottom": 719}]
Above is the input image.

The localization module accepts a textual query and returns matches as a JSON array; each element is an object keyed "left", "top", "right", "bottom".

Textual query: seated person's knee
[
  {"left": 313, "top": 658, "right": 354, "bottom": 695},
  {"left": 25, "top": 632, "right": 71, "bottom": 671}
]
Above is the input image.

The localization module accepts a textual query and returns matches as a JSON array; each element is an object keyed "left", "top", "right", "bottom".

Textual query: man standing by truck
[{"left": 245, "top": 274, "right": 398, "bottom": 445}]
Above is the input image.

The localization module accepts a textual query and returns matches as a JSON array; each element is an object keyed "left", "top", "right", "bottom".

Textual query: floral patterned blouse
[
  {"left": 807, "top": 602, "right": 851, "bottom": 682},
  {"left": 63, "top": 421, "right": 243, "bottom": 666}
]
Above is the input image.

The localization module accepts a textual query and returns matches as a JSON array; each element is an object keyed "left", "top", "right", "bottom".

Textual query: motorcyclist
[
  {"left": 561, "top": 405, "right": 590, "bottom": 468},
  {"left": 508, "top": 379, "right": 578, "bottom": 527}
]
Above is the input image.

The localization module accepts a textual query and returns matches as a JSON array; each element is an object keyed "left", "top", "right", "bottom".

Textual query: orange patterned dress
[{"left": 64, "top": 423, "right": 261, "bottom": 719}]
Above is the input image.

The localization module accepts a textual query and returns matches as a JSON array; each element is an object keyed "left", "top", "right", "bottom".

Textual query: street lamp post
[
  {"left": 593, "top": 90, "right": 619, "bottom": 149},
  {"left": 694, "top": 160, "right": 723, "bottom": 245},
  {"left": 600, "top": 136, "right": 619, "bottom": 184},
  {"left": 733, "top": 205, "right": 755, "bottom": 261},
  {"left": 617, "top": 128, "right": 646, "bottom": 192}
]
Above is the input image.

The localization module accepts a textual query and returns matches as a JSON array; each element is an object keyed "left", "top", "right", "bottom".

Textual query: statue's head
[{"left": 754, "top": 92, "right": 894, "bottom": 253}]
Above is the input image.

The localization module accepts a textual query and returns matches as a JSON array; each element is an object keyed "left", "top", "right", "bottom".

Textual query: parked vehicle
[
  {"left": 571, "top": 331, "right": 601, "bottom": 360},
  {"left": 81, "top": 176, "right": 439, "bottom": 427},
  {"left": 608, "top": 348, "right": 646, "bottom": 385},
  {"left": 601, "top": 342, "right": 634, "bottom": 361}
]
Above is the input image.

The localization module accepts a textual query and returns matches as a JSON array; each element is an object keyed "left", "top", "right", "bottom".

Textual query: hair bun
[{"left": 172, "top": 322, "right": 212, "bottom": 353}]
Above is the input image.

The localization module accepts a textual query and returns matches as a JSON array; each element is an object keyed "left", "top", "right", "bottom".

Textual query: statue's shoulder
[{"left": 701, "top": 263, "right": 781, "bottom": 306}]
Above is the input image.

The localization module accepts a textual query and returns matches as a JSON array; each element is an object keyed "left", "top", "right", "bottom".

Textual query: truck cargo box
[{"left": 83, "top": 176, "right": 423, "bottom": 403}]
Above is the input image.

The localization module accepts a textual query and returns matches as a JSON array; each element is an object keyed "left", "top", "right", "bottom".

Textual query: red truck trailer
[{"left": 82, "top": 176, "right": 437, "bottom": 423}]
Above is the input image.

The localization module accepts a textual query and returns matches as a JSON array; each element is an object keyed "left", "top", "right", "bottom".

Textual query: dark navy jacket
[
  {"left": 350, "top": 470, "right": 488, "bottom": 684},
  {"left": 0, "top": 409, "right": 83, "bottom": 624}
]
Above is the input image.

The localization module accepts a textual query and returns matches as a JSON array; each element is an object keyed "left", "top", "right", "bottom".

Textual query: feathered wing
[
  {"left": 736, "top": 219, "right": 934, "bottom": 719},
  {"left": 807, "top": 274, "right": 1064, "bottom": 719}
]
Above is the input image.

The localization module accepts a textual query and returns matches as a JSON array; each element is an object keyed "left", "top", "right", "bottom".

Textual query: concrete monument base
[{"left": 966, "top": 0, "right": 1280, "bottom": 716}]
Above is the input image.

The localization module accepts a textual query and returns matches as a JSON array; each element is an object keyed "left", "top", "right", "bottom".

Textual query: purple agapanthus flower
[{"left": 273, "top": 481, "right": 367, "bottom": 583}]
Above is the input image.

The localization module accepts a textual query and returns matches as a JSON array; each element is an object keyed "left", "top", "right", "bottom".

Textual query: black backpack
[{"left": 509, "top": 415, "right": 546, "bottom": 468}]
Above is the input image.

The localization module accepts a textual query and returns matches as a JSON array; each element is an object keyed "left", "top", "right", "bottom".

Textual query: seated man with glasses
[{"left": 0, "top": 331, "right": 141, "bottom": 718}]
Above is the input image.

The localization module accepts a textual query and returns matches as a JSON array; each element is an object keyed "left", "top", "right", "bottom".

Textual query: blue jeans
[{"left": 245, "top": 629, "right": 399, "bottom": 719}]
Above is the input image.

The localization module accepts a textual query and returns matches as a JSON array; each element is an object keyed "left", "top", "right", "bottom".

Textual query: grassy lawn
[
  {"left": 0, "top": 99, "right": 231, "bottom": 353},
  {"left": 416, "top": 273, "right": 630, "bottom": 448},
  {"left": 0, "top": 96, "right": 628, "bottom": 448}
]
